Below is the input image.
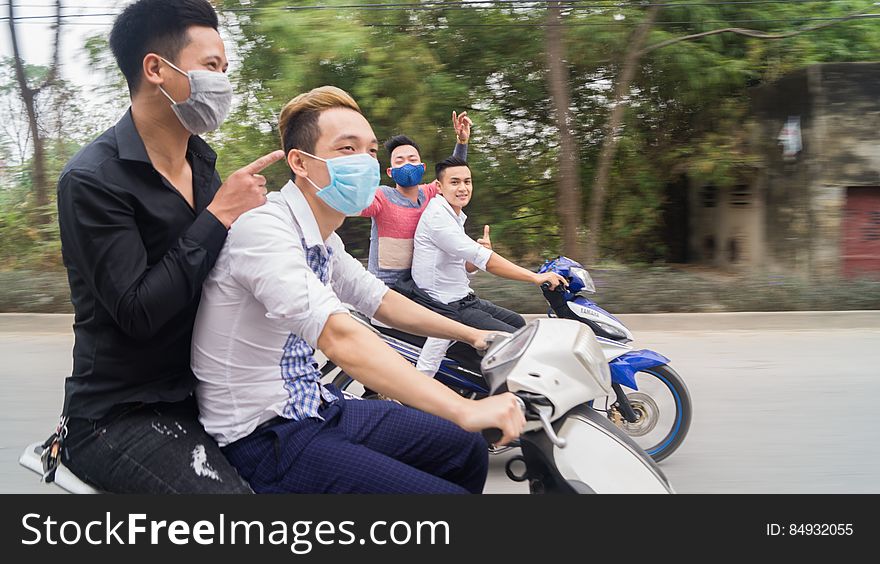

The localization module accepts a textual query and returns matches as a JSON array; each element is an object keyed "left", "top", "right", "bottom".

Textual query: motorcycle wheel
[{"left": 598, "top": 364, "right": 691, "bottom": 463}]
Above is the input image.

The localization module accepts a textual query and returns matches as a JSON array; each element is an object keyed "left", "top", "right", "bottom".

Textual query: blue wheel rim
[{"left": 639, "top": 368, "right": 683, "bottom": 457}]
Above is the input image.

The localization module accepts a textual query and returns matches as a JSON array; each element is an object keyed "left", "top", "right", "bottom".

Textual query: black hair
[
  {"left": 109, "top": 0, "right": 219, "bottom": 95},
  {"left": 435, "top": 156, "right": 469, "bottom": 181},
  {"left": 384, "top": 135, "right": 421, "bottom": 157}
]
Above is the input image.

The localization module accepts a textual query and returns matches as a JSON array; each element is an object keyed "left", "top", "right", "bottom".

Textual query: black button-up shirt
[{"left": 57, "top": 109, "right": 228, "bottom": 419}]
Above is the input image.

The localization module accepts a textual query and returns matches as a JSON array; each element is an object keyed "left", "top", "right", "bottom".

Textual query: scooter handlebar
[
  {"left": 481, "top": 395, "right": 527, "bottom": 445},
  {"left": 541, "top": 281, "right": 567, "bottom": 292},
  {"left": 481, "top": 428, "right": 503, "bottom": 445}
]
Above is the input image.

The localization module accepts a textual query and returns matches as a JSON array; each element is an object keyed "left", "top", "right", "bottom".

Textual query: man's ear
[
  {"left": 288, "top": 149, "right": 309, "bottom": 178},
  {"left": 386, "top": 167, "right": 394, "bottom": 179},
  {"left": 142, "top": 53, "right": 165, "bottom": 88}
]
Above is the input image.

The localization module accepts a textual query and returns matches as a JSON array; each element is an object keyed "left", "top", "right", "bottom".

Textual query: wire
[
  {"left": 3, "top": 0, "right": 870, "bottom": 14},
  {"left": 5, "top": 12, "right": 880, "bottom": 27},
  {"left": 214, "top": 0, "right": 872, "bottom": 8},
  {"left": 8, "top": 0, "right": 867, "bottom": 8},
  {"left": 360, "top": 14, "right": 880, "bottom": 27},
  {"left": 3, "top": 1, "right": 877, "bottom": 26}
]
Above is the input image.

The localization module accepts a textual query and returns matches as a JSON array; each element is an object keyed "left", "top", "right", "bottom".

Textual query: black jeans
[
  {"left": 453, "top": 295, "right": 526, "bottom": 333},
  {"left": 62, "top": 396, "right": 252, "bottom": 494}
]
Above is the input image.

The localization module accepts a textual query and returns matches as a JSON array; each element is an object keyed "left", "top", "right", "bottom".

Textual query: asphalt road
[{"left": 2, "top": 312, "right": 879, "bottom": 494}]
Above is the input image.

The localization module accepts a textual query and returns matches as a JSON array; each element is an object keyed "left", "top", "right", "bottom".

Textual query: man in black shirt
[{"left": 54, "top": 0, "right": 284, "bottom": 493}]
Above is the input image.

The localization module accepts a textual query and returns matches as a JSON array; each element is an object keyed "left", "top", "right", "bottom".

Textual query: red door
[{"left": 842, "top": 187, "right": 880, "bottom": 279}]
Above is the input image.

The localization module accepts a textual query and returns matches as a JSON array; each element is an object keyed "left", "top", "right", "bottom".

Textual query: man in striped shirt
[{"left": 360, "top": 112, "right": 472, "bottom": 287}]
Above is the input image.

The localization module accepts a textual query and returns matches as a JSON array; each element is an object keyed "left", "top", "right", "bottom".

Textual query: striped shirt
[{"left": 361, "top": 183, "right": 440, "bottom": 286}]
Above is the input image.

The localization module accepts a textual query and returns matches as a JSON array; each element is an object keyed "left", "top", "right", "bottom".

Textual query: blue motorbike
[{"left": 323, "top": 256, "right": 692, "bottom": 463}]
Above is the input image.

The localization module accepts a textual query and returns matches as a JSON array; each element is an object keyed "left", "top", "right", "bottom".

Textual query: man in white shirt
[
  {"left": 411, "top": 156, "right": 567, "bottom": 376},
  {"left": 191, "top": 86, "right": 525, "bottom": 494}
]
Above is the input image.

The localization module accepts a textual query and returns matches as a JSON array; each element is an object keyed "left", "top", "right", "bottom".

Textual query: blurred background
[{"left": 2, "top": 0, "right": 880, "bottom": 314}]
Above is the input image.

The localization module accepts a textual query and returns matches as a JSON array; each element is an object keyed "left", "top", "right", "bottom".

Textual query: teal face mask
[{"left": 299, "top": 150, "right": 380, "bottom": 215}]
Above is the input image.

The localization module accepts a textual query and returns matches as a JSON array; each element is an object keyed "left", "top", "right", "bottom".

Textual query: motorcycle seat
[{"left": 19, "top": 441, "right": 102, "bottom": 494}]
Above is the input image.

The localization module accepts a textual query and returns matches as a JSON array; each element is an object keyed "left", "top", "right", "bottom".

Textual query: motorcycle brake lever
[{"left": 533, "top": 404, "right": 567, "bottom": 449}]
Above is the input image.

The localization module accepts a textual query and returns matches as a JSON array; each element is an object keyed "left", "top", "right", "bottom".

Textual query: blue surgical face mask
[
  {"left": 298, "top": 150, "right": 380, "bottom": 215},
  {"left": 390, "top": 162, "right": 426, "bottom": 187}
]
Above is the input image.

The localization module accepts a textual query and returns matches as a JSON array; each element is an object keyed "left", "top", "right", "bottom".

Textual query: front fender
[
  {"left": 550, "top": 405, "right": 673, "bottom": 493},
  {"left": 609, "top": 350, "right": 670, "bottom": 390}
]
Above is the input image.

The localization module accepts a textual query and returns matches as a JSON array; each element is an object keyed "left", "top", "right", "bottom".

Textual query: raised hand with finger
[
  {"left": 452, "top": 110, "right": 473, "bottom": 145},
  {"left": 207, "top": 149, "right": 286, "bottom": 228},
  {"left": 476, "top": 224, "right": 492, "bottom": 251}
]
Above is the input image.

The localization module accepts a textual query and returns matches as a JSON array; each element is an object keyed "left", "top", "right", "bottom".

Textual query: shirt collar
[
  {"left": 115, "top": 109, "right": 151, "bottom": 164},
  {"left": 434, "top": 193, "right": 467, "bottom": 225},
  {"left": 280, "top": 180, "right": 327, "bottom": 250},
  {"left": 115, "top": 107, "right": 217, "bottom": 168}
]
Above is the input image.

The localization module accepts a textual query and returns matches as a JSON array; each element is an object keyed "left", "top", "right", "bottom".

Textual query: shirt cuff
[
  {"left": 305, "top": 303, "right": 350, "bottom": 350},
  {"left": 361, "top": 284, "right": 390, "bottom": 318},
  {"left": 471, "top": 246, "right": 492, "bottom": 271},
  {"left": 189, "top": 209, "right": 229, "bottom": 261}
]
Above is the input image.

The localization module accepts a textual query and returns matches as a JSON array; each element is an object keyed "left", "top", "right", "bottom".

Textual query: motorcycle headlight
[
  {"left": 573, "top": 325, "right": 612, "bottom": 391},
  {"left": 570, "top": 267, "right": 596, "bottom": 294},
  {"left": 481, "top": 323, "right": 538, "bottom": 391},
  {"left": 595, "top": 320, "right": 626, "bottom": 340}
]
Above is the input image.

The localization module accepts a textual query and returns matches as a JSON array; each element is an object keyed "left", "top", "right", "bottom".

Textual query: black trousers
[
  {"left": 62, "top": 396, "right": 252, "bottom": 494},
  {"left": 452, "top": 294, "right": 526, "bottom": 333}
]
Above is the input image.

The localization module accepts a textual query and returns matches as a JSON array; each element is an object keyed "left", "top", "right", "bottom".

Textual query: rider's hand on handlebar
[
  {"left": 459, "top": 393, "right": 526, "bottom": 447},
  {"left": 207, "top": 150, "right": 286, "bottom": 228},
  {"left": 469, "top": 329, "right": 508, "bottom": 352},
  {"left": 533, "top": 272, "right": 567, "bottom": 290}
]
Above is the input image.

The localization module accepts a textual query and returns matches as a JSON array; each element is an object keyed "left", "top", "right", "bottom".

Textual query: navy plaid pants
[{"left": 222, "top": 388, "right": 488, "bottom": 494}]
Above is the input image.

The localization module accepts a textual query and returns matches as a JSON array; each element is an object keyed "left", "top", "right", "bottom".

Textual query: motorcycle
[{"left": 323, "top": 256, "right": 692, "bottom": 462}]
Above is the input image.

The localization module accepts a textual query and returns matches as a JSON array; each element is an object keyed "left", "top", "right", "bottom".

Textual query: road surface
[{"left": 2, "top": 312, "right": 879, "bottom": 494}]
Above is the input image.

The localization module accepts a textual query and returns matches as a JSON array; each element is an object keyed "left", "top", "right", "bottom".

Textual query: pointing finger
[
  {"left": 483, "top": 225, "right": 490, "bottom": 239},
  {"left": 241, "top": 150, "right": 286, "bottom": 175}
]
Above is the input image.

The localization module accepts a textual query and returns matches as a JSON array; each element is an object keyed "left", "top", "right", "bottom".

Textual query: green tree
[{"left": 5, "top": 0, "right": 61, "bottom": 220}]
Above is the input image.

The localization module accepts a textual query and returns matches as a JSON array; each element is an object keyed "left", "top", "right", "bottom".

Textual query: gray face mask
[{"left": 158, "top": 56, "right": 233, "bottom": 135}]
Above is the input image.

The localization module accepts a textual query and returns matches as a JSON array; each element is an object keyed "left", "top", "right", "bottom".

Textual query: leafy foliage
[{"left": 4, "top": 0, "right": 880, "bottom": 272}]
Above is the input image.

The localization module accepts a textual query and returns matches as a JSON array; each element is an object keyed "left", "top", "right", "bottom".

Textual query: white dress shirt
[
  {"left": 411, "top": 195, "right": 492, "bottom": 305},
  {"left": 411, "top": 195, "right": 493, "bottom": 376},
  {"left": 191, "top": 181, "right": 388, "bottom": 446}
]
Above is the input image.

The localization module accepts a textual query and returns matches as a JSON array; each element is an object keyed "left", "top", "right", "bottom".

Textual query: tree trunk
[
  {"left": 7, "top": 0, "right": 61, "bottom": 219},
  {"left": 584, "top": 6, "right": 661, "bottom": 264},
  {"left": 545, "top": 2, "right": 582, "bottom": 260}
]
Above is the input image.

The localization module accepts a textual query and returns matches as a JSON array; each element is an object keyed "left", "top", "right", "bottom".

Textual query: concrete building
[{"left": 686, "top": 62, "right": 880, "bottom": 279}]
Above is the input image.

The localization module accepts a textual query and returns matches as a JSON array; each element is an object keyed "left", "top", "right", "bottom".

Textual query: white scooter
[{"left": 476, "top": 317, "right": 673, "bottom": 493}]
